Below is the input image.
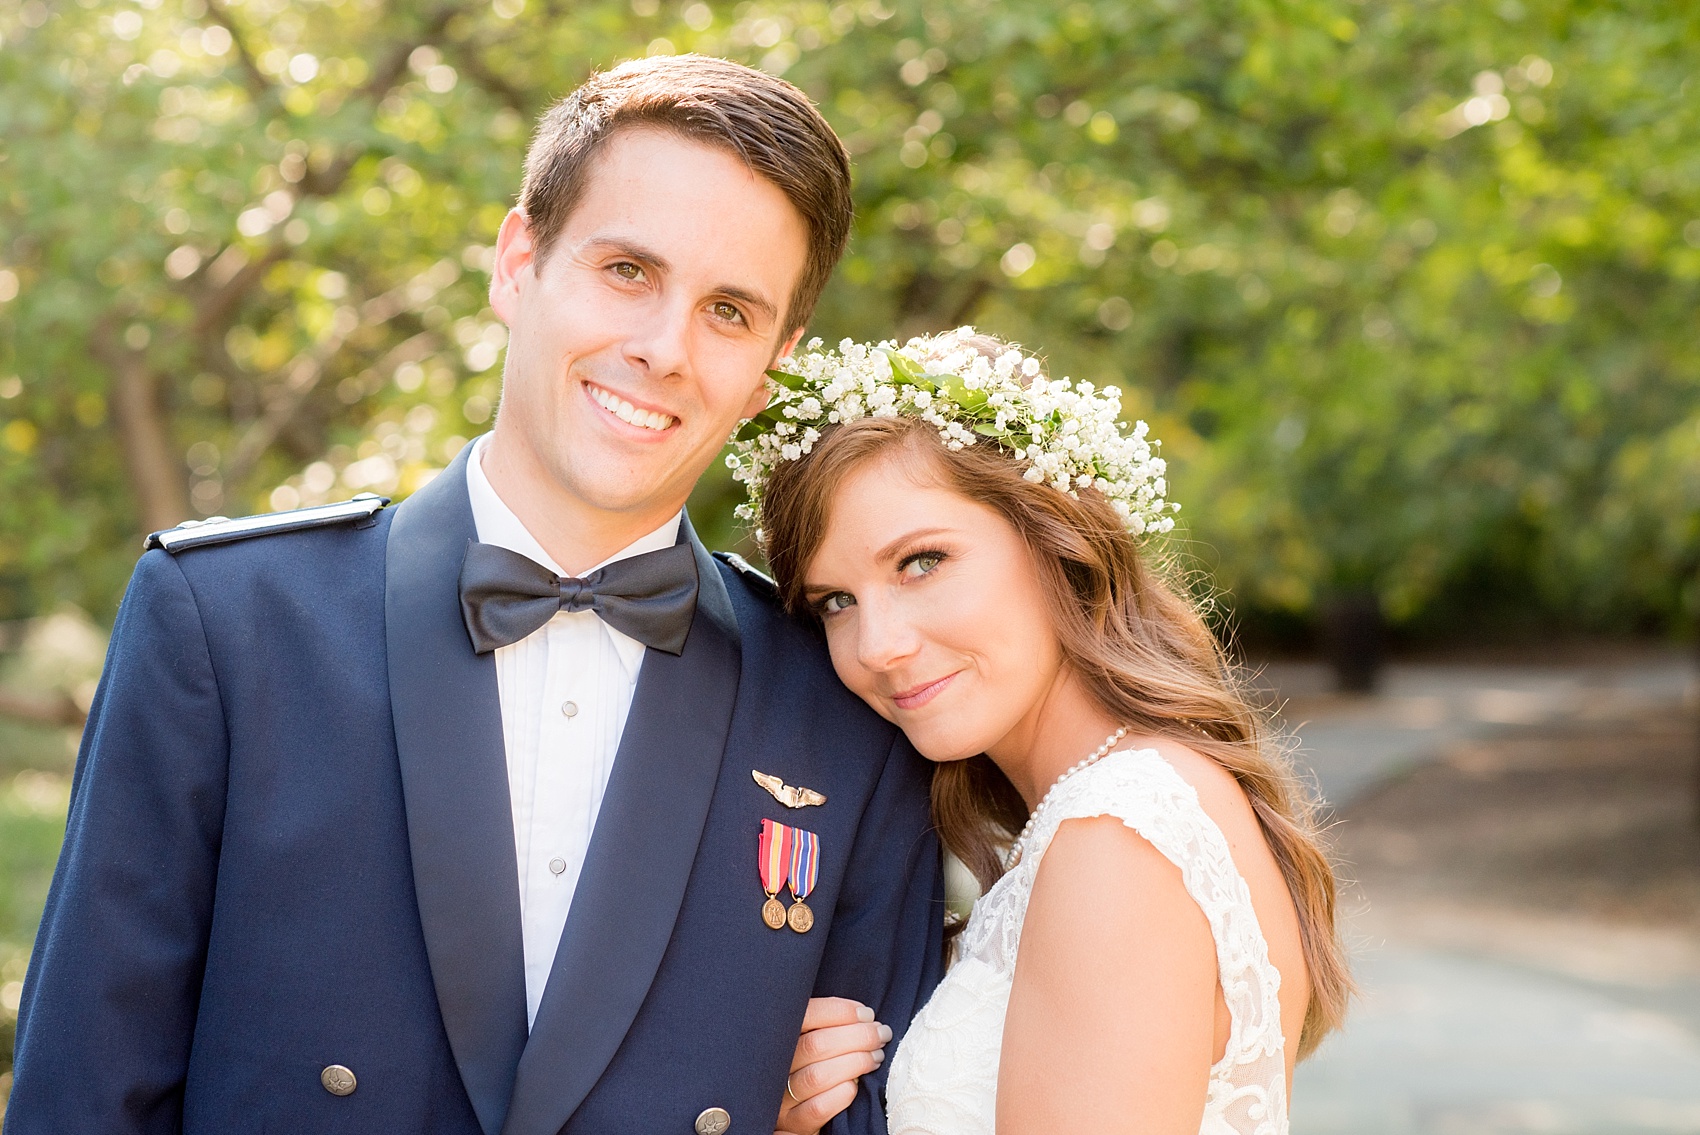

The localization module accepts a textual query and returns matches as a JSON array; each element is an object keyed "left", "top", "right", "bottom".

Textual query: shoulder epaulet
[
  {"left": 712, "top": 550, "right": 779, "bottom": 599},
  {"left": 144, "top": 493, "right": 391, "bottom": 553}
]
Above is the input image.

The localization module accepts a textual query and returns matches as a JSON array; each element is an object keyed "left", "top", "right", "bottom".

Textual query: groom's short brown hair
[{"left": 519, "top": 54, "right": 853, "bottom": 338}]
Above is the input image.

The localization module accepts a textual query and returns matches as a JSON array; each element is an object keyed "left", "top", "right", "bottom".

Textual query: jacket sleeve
[
  {"left": 6, "top": 550, "right": 229, "bottom": 1134},
  {"left": 813, "top": 730, "right": 945, "bottom": 1135}
]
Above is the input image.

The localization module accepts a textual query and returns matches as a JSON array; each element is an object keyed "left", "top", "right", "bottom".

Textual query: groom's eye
[
  {"left": 710, "top": 301, "right": 746, "bottom": 325},
  {"left": 610, "top": 261, "right": 645, "bottom": 281}
]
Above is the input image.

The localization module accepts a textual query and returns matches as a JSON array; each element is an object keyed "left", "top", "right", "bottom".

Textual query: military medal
[
  {"left": 786, "top": 825, "right": 820, "bottom": 934},
  {"left": 758, "top": 818, "right": 793, "bottom": 930}
]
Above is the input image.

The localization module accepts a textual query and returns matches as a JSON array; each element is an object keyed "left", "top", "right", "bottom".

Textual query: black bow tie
[{"left": 458, "top": 540, "right": 699, "bottom": 656}]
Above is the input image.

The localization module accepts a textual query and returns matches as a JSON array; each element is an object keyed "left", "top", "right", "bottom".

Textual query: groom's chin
[{"left": 542, "top": 440, "right": 697, "bottom": 518}]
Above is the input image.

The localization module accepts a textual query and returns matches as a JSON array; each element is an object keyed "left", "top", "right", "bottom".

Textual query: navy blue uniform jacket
[{"left": 7, "top": 445, "right": 944, "bottom": 1135}]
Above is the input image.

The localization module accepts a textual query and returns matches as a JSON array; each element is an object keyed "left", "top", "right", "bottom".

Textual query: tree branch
[
  {"left": 91, "top": 319, "right": 193, "bottom": 534},
  {"left": 0, "top": 686, "right": 86, "bottom": 730},
  {"left": 947, "top": 277, "right": 993, "bottom": 327},
  {"left": 189, "top": 1, "right": 470, "bottom": 348},
  {"left": 299, "top": 5, "right": 471, "bottom": 196},
  {"left": 191, "top": 242, "right": 292, "bottom": 337},
  {"left": 221, "top": 261, "right": 451, "bottom": 488},
  {"left": 203, "top": 0, "right": 273, "bottom": 102},
  {"left": 895, "top": 272, "right": 993, "bottom": 341},
  {"left": 186, "top": 2, "right": 472, "bottom": 497},
  {"left": 445, "top": 35, "right": 531, "bottom": 113},
  {"left": 361, "top": 4, "right": 465, "bottom": 100},
  {"left": 224, "top": 328, "right": 439, "bottom": 489}
]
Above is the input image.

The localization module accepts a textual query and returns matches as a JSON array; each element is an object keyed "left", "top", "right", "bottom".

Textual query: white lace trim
[{"left": 887, "top": 747, "right": 1289, "bottom": 1135}]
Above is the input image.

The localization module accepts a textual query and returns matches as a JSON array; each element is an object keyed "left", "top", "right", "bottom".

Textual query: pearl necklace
[{"left": 1007, "top": 726, "right": 1129, "bottom": 868}]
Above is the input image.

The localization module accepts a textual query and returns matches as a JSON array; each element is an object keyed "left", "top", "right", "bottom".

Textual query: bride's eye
[
  {"left": 899, "top": 551, "right": 945, "bottom": 579},
  {"left": 817, "top": 591, "right": 856, "bottom": 615}
]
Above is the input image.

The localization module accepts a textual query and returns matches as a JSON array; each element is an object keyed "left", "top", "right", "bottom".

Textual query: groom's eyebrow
[
  {"left": 715, "top": 284, "right": 779, "bottom": 327},
  {"left": 585, "top": 236, "right": 670, "bottom": 274}
]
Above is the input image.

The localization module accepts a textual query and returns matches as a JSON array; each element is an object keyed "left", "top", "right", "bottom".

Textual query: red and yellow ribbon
[{"left": 758, "top": 817, "right": 794, "bottom": 898}]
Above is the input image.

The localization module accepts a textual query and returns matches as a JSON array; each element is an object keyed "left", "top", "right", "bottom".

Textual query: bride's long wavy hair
[{"left": 758, "top": 354, "right": 1352, "bottom": 1057}]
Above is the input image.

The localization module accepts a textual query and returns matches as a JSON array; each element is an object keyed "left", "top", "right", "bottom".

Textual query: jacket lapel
[
  {"left": 386, "top": 443, "right": 529, "bottom": 1135},
  {"left": 502, "top": 515, "right": 741, "bottom": 1135}
]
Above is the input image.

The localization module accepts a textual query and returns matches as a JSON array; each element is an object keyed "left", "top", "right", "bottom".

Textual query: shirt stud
[
  {"left": 561, "top": 700, "right": 579, "bottom": 717},
  {"left": 549, "top": 857, "right": 567, "bottom": 875}
]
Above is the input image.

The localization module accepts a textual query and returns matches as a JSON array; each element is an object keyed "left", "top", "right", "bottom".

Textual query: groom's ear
[
  {"left": 744, "top": 324, "right": 806, "bottom": 418},
  {"left": 775, "top": 324, "right": 805, "bottom": 362},
  {"left": 741, "top": 380, "right": 772, "bottom": 420},
  {"left": 489, "top": 209, "right": 536, "bottom": 325}
]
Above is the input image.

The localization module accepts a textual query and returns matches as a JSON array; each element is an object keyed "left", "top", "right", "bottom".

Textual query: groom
[{"left": 7, "top": 56, "right": 942, "bottom": 1135}]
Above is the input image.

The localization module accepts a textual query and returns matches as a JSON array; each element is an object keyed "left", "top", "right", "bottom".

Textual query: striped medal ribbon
[
  {"left": 758, "top": 818, "right": 793, "bottom": 930},
  {"left": 786, "top": 826, "right": 820, "bottom": 934}
]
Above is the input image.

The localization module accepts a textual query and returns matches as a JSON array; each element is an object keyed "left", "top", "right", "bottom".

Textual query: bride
[{"left": 739, "top": 329, "right": 1353, "bottom": 1135}]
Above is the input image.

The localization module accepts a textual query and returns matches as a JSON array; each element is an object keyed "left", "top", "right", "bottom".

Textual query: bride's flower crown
[{"left": 725, "top": 326, "right": 1179, "bottom": 539}]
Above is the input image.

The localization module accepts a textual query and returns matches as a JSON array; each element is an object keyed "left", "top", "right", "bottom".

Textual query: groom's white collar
[{"left": 463, "top": 431, "right": 682, "bottom": 578}]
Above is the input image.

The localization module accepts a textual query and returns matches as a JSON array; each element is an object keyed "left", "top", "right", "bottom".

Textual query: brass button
[
  {"left": 561, "top": 700, "right": 579, "bottom": 717},
  {"left": 321, "top": 1064, "right": 357, "bottom": 1096},
  {"left": 695, "top": 1107, "right": 730, "bottom": 1135}
]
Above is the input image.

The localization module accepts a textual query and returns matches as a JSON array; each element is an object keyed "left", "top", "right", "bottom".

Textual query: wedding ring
[{"left": 786, "top": 1075, "right": 801, "bottom": 1103}]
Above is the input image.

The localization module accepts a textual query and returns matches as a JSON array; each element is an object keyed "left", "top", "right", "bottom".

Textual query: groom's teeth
[{"left": 590, "top": 384, "right": 675, "bottom": 431}]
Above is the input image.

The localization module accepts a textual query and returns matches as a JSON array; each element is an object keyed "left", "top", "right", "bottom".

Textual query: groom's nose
[{"left": 623, "top": 293, "right": 693, "bottom": 383}]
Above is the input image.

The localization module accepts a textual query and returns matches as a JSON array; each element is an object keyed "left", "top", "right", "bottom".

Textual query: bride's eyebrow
[
  {"left": 801, "top": 525, "right": 958, "bottom": 597},
  {"left": 876, "top": 527, "right": 953, "bottom": 564},
  {"left": 800, "top": 578, "right": 838, "bottom": 599},
  {"left": 799, "top": 568, "right": 849, "bottom": 599}
]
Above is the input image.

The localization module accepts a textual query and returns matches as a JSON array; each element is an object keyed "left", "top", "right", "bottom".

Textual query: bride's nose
[{"left": 854, "top": 595, "right": 921, "bottom": 673}]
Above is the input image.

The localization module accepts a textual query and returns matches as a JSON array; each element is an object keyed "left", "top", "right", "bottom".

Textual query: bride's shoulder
[
  {"left": 1054, "top": 739, "right": 1265, "bottom": 856},
  {"left": 1022, "top": 740, "right": 1266, "bottom": 956},
  {"left": 1019, "top": 752, "right": 1221, "bottom": 981}
]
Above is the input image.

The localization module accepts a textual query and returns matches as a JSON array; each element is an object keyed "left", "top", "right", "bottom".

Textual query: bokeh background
[{"left": 1, "top": 0, "right": 1698, "bottom": 1127}]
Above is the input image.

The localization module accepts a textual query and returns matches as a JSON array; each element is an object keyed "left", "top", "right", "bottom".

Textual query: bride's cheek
[{"left": 825, "top": 632, "right": 875, "bottom": 698}]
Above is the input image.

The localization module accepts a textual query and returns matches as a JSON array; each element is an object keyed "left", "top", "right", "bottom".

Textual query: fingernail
[
  {"left": 877, "top": 1023, "right": 893, "bottom": 1043},
  {"left": 873, "top": 1049, "right": 886, "bottom": 1064},
  {"left": 856, "top": 1005, "right": 875, "bottom": 1023}
]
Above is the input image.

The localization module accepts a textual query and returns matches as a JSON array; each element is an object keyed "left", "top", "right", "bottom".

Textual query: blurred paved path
[
  {"left": 1257, "top": 655, "right": 1694, "bottom": 809},
  {"left": 1257, "top": 651, "right": 1700, "bottom": 1135},
  {"left": 1297, "top": 946, "right": 1700, "bottom": 1134}
]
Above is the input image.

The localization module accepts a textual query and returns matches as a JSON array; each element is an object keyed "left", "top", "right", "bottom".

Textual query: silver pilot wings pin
[{"left": 752, "top": 769, "right": 826, "bottom": 809}]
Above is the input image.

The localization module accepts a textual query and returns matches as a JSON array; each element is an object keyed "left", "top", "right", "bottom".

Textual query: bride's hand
[{"left": 774, "top": 996, "right": 893, "bottom": 1135}]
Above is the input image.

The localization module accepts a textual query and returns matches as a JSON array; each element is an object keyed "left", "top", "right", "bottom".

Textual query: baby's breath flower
[{"left": 724, "top": 326, "right": 1179, "bottom": 540}]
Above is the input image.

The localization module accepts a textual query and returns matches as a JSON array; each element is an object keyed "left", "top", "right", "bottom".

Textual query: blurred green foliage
[
  {"left": 0, "top": 753, "right": 73, "bottom": 1110},
  {"left": 1, "top": 0, "right": 1698, "bottom": 637}
]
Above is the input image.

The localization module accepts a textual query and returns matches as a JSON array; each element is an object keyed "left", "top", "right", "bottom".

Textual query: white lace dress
[{"left": 886, "top": 748, "right": 1289, "bottom": 1135}]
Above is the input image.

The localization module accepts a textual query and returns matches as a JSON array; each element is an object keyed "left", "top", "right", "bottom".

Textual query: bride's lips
[{"left": 891, "top": 673, "right": 957, "bottom": 711}]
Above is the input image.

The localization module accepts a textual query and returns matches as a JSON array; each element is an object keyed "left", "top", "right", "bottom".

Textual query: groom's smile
[{"left": 583, "top": 379, "right": 678, "bottom": 435}]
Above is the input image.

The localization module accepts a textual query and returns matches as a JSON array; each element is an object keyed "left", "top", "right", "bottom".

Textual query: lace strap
[{"left": 1021, "top": 748, "right": 1286, "bottom": 1065}]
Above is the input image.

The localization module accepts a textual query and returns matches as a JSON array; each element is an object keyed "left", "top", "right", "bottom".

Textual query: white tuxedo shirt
[{"left": 465, "top": 433, "right": 681, "bottom": 1026}]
